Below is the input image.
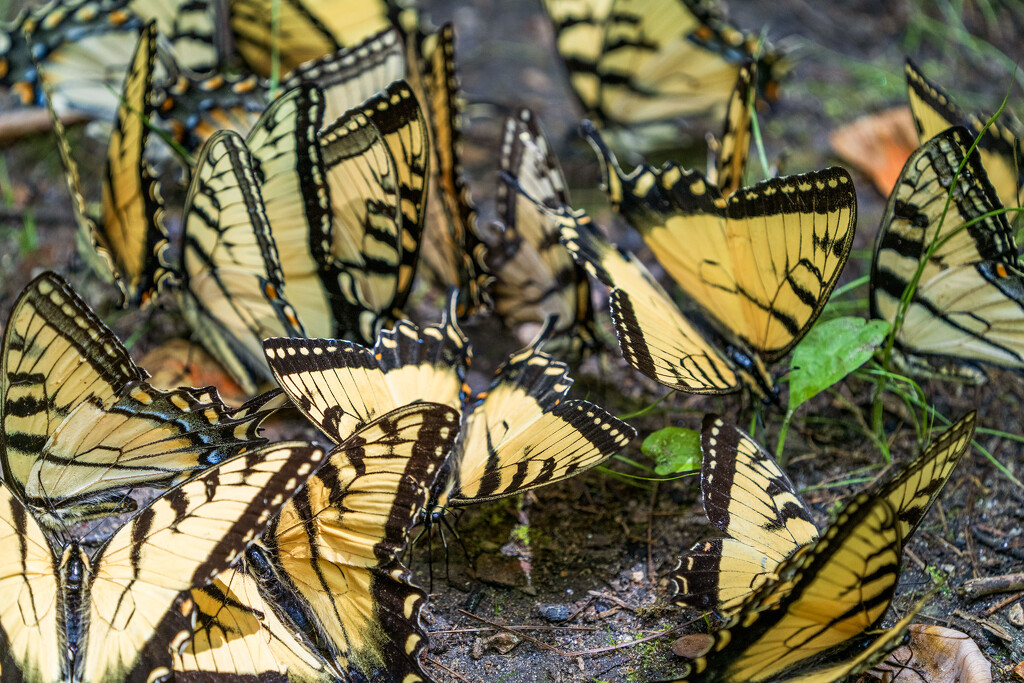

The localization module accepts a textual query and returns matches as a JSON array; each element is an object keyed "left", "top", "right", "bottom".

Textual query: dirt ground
[{"left": 1, "top": 0, "right": 1023, "bottom": 682}]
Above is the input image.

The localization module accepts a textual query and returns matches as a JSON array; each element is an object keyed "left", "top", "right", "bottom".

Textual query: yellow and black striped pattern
[
  {"left": 541, "top": 0, "right": 783, "bottom": 128},
  {"left": 672, "top": 414, "right": 818, "bottom": 615},
  {"left": 487, "top": 109, "right": 597, "bottom": 356},
  {"left": 710, "top": 63, "right": 755, "bottom": 197},
  {"left": 666, "top": 494, "right": 906, "bottom": 682},
  {"left": 871, "top": 126, "right": 1024, "bottom": 379},
  {"left": 0, "top": 272, "right": 284, "bottom": 531},
  {"left": 319, "top": 80, "right": 430, "bottom": 341},
  {"left": 264, "top": 291, "right": 634, "bottom": 518},
  {"left": 176, "top": 403, "right": 457, "bottom": 681},
  {"left": 227, "top": 0, "right": 399, "bottom": 76},
  {"left": 557, "top": 207, "right": 775, "bottom": 398},
  {"left": 46, "top": 24, "right": 169, "bottom": 307},
  {"left": 588, "top": 124, "right": 857, "bottom": 363},
  {"left": 167, "top": 129, "right": 306, "bottom": 395},
  {"left": 0, "top": 440, "right": 323, "bottom": 682},
  {"left": 905, "top": 59, "right": 1023, "bottom": 212},
  {"left": 671, "top": 413, "right": 975, "bottom": 621}
]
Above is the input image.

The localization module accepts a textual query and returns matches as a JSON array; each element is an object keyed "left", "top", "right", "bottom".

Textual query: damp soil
[{"left": 0, "top": 0, "right": 1023, "bottom": 682}]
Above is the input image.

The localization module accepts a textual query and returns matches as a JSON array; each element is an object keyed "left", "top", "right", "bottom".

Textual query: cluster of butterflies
[{"left": 0, "top": 0, "right": 1020, "bottom": 679}]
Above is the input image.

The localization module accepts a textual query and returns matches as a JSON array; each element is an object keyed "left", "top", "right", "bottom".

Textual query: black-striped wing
[
  {"left": 78, "top": 441, "right": 323, "bottom": 682},
  {"left": 557, "top": 207, "right": 776, "bottom": 398},
  {"left": 0, "top": 440, "right": 323, "bottom": 682},
  {"left": 264, "top": 291, "right": 469, "bottom": 444},
  {"left": 488, "top": 109, "right": 598, "bottom": 356},
  {"left": 227, "top": 0, "right": 399, "bottom": 76},
  {"left": 672, "top": 414, "right": 818, "bottom": 615},
  {"left": 905, "top": 59, "right": 1023, "bottom": 211},
  {"left": 541, "top": 0, "right": 784, "bottom": 129},
  {"left": 711, "top": 62, "right": 755, "bottom": 197},
  {"left": 44, "top": 24, "right": 168, "bottom": 306},
  {"left": 587, "top": 122, "right": 857, "bottom": 362},
  {"left": 665, "top": 494, "right": 907, "bottom": 682},
  {"left": 1, "top": 272, "right": 282, "bottom": 531},
  {"left": 870, "top": 126, "right": 1024, "bottom": 378},
  {"left": 100, "top": 22, "right": 169, "bottom": 306},
  {"left": 672, "top": 412, "right": 974, "bottom": 622},
  {"left": 415, "top": 24, "right": 489, "bottom": 315},
  {"left": 433, "top": 325, "right": 635, "bottom": 510},
  {"left": 282, "top": 26, "right": 407, "bottom": 125},
  {"left": 180, "top": 403, "right": 457, "bottom": 681},
  {"left": 245, "top": 83, "right": 351, "bottom": 340},
  {"left": 318, "top": 80, "right": 429, "bottom": 342},
  {"left": 169, "top": 129, "right": 306, "bottom": 394}
]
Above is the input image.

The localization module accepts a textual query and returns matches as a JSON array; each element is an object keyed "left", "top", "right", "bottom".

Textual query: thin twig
[
  {"left": 430, "top": 625, "right": 598, "bottom": 635},
  {"left": 562, "top": 623, "right": 689, "bottom": 658},
  {"left": 983, "top": 592, "right": 1023, "bottom": 617},
  {"left": 587, "top": 590, "right": 637, "bottom": 612},
  {"left": 423, "top": 657, "right": 473, "bottom": 683},
  {"left": 456, "top": 609, "right": 563, "bottom": 654}
]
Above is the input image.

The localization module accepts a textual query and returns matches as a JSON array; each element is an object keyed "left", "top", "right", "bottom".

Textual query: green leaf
[
  {"left": 643, "top": 427, "right": 701, "bottom": 476},
  {"left": 788, "top": 316, "right": 890, "bottom": 413}
]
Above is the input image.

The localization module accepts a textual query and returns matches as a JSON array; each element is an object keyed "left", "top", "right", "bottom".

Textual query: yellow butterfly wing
[
  {"left": 241, "top": 403, "right": 458, "bottom": 680},
  {"left": 228, "top": 0, "right": 396, "bottom": 75},
  {"left": 4, "top": 0, "right": 150, "bottom": 117},
  {"left": 281, "top": 27, "right": 407, "bottom": 125},
  {"left": 557, "top": 207, "right": 775, "bottom": 397},
  {"left": 79, "top": 441, "right": 323, "bottom": 682},
  {"left": 905, "top": 59, "right": 1023, "bottom": 211},
  {"left": 169, "top": 129, "right": 306, "bottom": 394},
  {"left": 319, "top": 81, "right": 430, "bottom": 341},
  {"left": 264, "top": 291, "right": 469, "bottom": 444},
  {"left": 672, "top": 414, "right": 818, "bottom": 615},
  {"left": 541, "top": 0, "right": 783, "bottom": 126},
  {"left": 413, "top": 24, "right": 489, "bottom": 315},
  {"left": 44, "top": 24, "right": 169, "bottom": 306},
  {"left": 667, "top": 494, "right": 905, "bottom": 682},
  {"left": 871, "top": 126, "right": 1024, "bottom": 377},
  {"left": 0, "top": 481, "right": 62, "bottom": 683},
  {"left": 587, "top": 124, "right": 857, "bottom": 361},
  {"left": 488, "top": 108, "right": 598, "bottom": 355},
  {"left": 2, "top": 273, "right": 282, "bottom": 531},
  {"left": 245, "top": 84, "right": 345, "bottom": 340},
  {"left": 435, "top": 329, "right": 635, "bottom": 511},
  {"left": 672, "top": 413, "right": 973, "bottom": 623},
  {"left": 712, "top": 62, "right": 755, "bottom": 197}
]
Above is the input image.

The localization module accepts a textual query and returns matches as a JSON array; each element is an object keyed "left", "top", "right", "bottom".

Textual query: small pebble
[{"left": 538, "top": 603, "right": 570, "bottom": 622}]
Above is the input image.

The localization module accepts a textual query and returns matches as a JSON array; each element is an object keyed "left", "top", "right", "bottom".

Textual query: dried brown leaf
[
  {"left": 872, "top": 624, "right": 991, "bottom": 682},
  {"left": 829, "top": 107, "right": 919, "bottom": 196}
]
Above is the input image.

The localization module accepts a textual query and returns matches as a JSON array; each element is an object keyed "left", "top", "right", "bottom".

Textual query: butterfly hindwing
[
  {"left": 871, "top": 125, "right": 1024, "bottom": 378},
  {"left": 672, "top": 414, "right": 818, "bottom": 614},
  {"left": 1, "top": 273, "right": 281, "bottom": 531},
  {"left": 169, "top": 129, "right": 306, "bottom": 394},
  {"left": 179, "top": 403, "right": 457, "bottom": 681},
  {"left": 0, "top": 440, "right": 323, "bottom": 682},
  {"left": 666, "top": 494, "right": 904, "bottom": 682},
  {"left": 905, "top": 59, "right": 1023, "bottom": 211},
  {"left": 672, "top": 413, "right": 975, "bottom": 622},
  {"left": 437, "top": 331, "right": 635, "bottom": 508}
]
